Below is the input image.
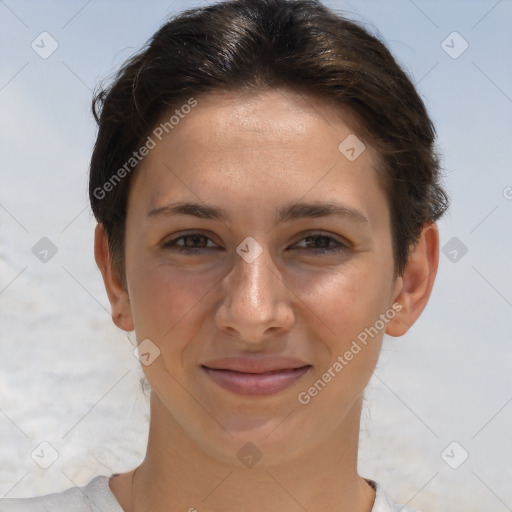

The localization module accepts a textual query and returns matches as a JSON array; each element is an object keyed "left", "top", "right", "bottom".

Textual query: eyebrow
[{"left": 147, "top": 200, "right": 368, "bottom": 224}]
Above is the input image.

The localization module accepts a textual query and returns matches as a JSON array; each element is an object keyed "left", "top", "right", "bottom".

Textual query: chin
[{"left": 188, "top": 410, "right": 309, "bottom": 468}]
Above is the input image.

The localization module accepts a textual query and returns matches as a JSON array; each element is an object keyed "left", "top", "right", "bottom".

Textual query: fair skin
[{"left": 95, "top": 88, "right": 439, "bottom": 512}]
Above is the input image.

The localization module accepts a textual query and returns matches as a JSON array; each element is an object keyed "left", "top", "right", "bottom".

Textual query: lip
[
  {"left": 201, "top": 357, "right": 312, "bottom": 396},
  {"left": 201, "top": 356, "right": 311, "bottom": 373}
]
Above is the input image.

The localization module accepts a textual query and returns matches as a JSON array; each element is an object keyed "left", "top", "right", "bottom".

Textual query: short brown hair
[{"left": 89, "top": 0, "right": 449, "bottom": 285}]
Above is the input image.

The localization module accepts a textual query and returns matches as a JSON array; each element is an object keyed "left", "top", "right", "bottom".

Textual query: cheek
[
  {"left": 297, "top": 263, "right": 390, "bottom": 346},
  {"left": 127, "top": 255, "right": 209, "bottom": 344},
  {"left": 127, "top": 260, "right": 215, "bottom": 392},
  {"left": 295, "top": 268, "right": 391, "bottom": 412}
]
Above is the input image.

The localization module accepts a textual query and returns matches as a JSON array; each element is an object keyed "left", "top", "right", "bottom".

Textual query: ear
[
  {"left": 386, "top": 222, "right": 439, "bottom": 337},
  {"left": 94, "top": 223, "right": 134, "bottom": 331}
]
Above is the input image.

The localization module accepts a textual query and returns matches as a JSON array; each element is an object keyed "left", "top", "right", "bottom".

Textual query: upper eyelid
[{"left": 292, "top": 233, "right": 348, "bottom": 247}]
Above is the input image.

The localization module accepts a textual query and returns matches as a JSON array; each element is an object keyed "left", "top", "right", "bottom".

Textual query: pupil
[
  {"left": 187, "top": 235, "right": 203, "bottom": 247},
  {"left": 309, "top": 236, "right": 327, "bottom": 248}
]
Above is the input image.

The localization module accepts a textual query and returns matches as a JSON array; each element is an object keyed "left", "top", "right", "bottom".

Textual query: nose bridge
[
  {"left": 232, "top": 239, "right": 279, "bottom": 311},
  {"left": 215, "top": 236, "right": 293, "bottom": 339}
]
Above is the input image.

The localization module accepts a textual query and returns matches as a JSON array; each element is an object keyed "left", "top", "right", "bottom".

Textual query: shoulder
[
  {"left": 0, "top": 475, "right": 123, "bottom": 512},
  {"left": 368, "top": 479, "right": 424, "bottom": 512}
]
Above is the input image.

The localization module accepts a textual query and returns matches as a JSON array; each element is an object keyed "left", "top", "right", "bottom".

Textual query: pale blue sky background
[{"left": 1, "top": 1, "right": 511, "bottom": 510}]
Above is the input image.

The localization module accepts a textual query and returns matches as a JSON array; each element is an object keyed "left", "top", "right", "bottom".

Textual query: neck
[{"left": 130, "top": 392, "right": 375, "bottom": 512}]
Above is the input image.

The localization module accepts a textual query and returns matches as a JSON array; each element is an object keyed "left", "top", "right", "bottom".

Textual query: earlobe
[
  {"left": 385, "top": 222, "right": 440, "bottom": 337},
  {"left": 94, "top": 223, "right": 134, "bottom": 331}
]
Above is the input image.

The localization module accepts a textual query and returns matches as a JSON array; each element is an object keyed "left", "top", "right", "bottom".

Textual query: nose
[{"left": 214, "top": 240, "right": 294, "bottom": 344}]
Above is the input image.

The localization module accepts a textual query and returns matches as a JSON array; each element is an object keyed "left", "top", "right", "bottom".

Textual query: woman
[{"left": 0, "top": 0, "right": 448, "bottom": 510}]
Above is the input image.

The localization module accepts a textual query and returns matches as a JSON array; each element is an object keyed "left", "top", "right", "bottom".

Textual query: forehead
[
  {"left": 162, "top": 88, "right": 363, "bottom": 152},
  {"left": 127, "top": 88, "right": 388, "bottom": 228}
]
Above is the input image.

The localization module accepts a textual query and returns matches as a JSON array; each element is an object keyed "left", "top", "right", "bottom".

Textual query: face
[{"left": 119, "top": 88, "right": 404, "bottom": 465}]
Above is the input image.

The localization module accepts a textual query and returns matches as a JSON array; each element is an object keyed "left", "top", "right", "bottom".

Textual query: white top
[{"left": 0, "top": 475, "right": 421, "bottom": 511}]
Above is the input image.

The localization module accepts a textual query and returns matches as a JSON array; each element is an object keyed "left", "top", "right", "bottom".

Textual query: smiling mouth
[{"left": 201, "top": 365, "right": 312, "bottom": 396}]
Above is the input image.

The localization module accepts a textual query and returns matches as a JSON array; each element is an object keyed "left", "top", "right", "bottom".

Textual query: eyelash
[{"left": 161, "top": 232, "right": 348, "bottom": 255}]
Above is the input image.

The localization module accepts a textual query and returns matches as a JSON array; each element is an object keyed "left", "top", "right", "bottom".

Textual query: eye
[
  {"left": 291, "top": 232, "right": 348, "bottom": 255},
  {"left": 161, "top": 232, "right": 218, "bottom": 254}
]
